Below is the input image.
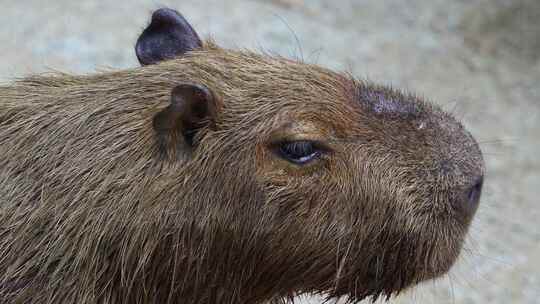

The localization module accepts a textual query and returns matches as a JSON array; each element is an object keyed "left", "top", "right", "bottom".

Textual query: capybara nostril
[
  {"left": 455, "top": 175, "right": 483, "bottom": 216},
  {"left": 467, "top": 176, "right": 483, "bottom": 207}
]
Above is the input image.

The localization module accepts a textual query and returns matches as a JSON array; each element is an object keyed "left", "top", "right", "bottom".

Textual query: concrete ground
[{"left": 1, "top": 0, "right": 539, "bottom": 303}]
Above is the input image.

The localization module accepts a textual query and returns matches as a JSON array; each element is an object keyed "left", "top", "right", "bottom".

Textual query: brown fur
[{"left": 0, "top": 41, "right": 484, "bottom": 303}]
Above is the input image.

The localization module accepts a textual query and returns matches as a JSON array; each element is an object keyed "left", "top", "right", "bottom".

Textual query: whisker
[
  {"left": 447, "top": 272, "right": 456, "bottom": 304},
  {"left": 445, "top": 99, "right": 462, "bottom": 117},
  {"left": 481, "top": 152, "right": 509, "bottom": 157},
  {"left": 272, "top": 13, "right": 304, "bottom": 63},
  {"left": 308, "top": 47, "right": 324, "bottom": 65},
  {"left": 477, "top": 139, "right": 515, "bottom": 145}
]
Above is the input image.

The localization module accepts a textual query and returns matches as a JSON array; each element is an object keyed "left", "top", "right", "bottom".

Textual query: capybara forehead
[
  {"left": 181, "top": 45, "right": 349, "bottom": 96},
  {"left": 183, "top": 47, "right": 432, "bottom": 122},
  {"left": 162, "top": 47, "right": 355, "bottom": 126}
]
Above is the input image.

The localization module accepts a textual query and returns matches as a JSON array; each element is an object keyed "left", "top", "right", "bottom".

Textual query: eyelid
[
  {"left": 268, "top": 139, "right": 333, "bottom": 153},
  {"left": 304, "top": 140, "right": 332, "bottom": 153}
]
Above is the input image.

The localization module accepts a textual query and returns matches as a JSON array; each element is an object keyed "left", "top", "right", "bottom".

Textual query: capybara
[{"left": 0, "top": 8, "right": 484, "bottom": 304}]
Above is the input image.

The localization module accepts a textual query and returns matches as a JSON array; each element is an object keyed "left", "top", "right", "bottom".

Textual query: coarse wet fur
[{"left": 0, "top": 8, "right": 484, "bottom": 304}]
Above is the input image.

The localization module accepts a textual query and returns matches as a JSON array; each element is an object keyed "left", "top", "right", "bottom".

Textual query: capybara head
[{"left": 0, "top": 8, "right": 484, "bottom": 304}]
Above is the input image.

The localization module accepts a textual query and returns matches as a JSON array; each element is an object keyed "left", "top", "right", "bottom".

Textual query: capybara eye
[{"left": 278, "top": 141, "right": 321, "bottom": 165}]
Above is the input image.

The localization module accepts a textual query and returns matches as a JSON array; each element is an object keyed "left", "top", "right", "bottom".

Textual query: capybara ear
[
  {"left": 153, "top": 83, "right": 216, "bottom": 148},
  {"left": 135, "top": 8, "right": 202, "bottom": 65}
]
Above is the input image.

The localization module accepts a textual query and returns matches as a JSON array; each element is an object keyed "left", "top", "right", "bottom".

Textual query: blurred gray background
[{"left": 1, "top": 0, "right": 539, "bottom": 303}]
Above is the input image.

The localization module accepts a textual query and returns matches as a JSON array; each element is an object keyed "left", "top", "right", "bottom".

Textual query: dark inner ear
[
  {"left": 153, "top": 83, "right": 216, "bottom": 155},
  {"left": 135, "top": 8, "right": 202, "bottom": 65}
]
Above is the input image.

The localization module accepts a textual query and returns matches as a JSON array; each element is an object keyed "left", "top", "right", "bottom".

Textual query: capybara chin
[{"left": 0, "top": 7, "right": 484, "bottom": 304}]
